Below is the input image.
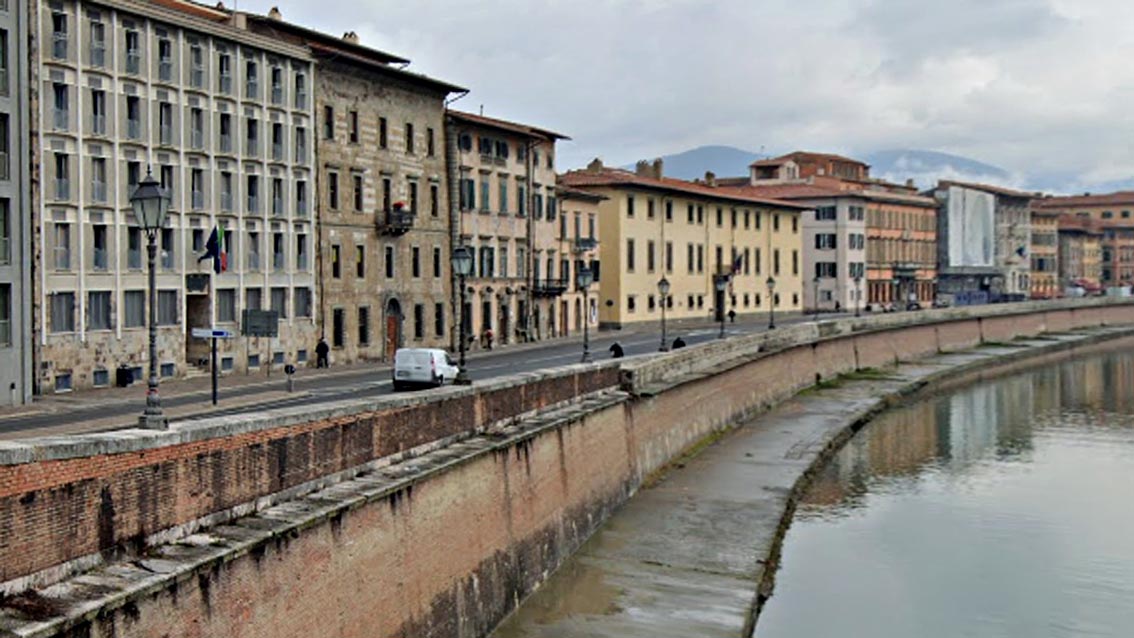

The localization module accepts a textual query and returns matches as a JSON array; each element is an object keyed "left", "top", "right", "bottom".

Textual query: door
[
  {"left": 185, "top": 295, "right": 211, "bottom": 366},
  {"left": 384, "top": 298, "right": 402, "bottom": 360}
]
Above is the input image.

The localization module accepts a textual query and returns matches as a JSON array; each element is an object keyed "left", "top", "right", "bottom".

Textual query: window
[
  {"left": 385, "top": 245, "right": 395, "bottom": 278},
  {"left": 0, "top": 285, "right": 12, "bottom": 343},
  {"left": 481, "top": 179, "right": 490, "bottom": 213},
  {"left": 272, "top": 178, "right": 284, "bottom": 215},
  {"left": 245, "top": 287, "right": 262, "bottom": 311},
  {"left": 246, "top": 230, "right": 260, "bottom": 271},
  {"left": 647, "top": 240, "right": 655, "bottom": 272},
  {"left": 124, "top": 29, "right": 140, "bottom": 74},
  {"left": 413, "top": 304, "right": 424, "bottom": 339},
  {"left": 270, "top": 66, "right": 283, "bottom": 104},
  {"left": 91, "top": 224, "right": 107, "bottom": 270},
  {"left": 294, "top": 287, "right": 312, "bottom": 318},
  {"left": 220, "top": 171, "right": 233, "bottom": 211},
  {"left": 382, "top": 178, "right": 392, "bottom": 213},
  {"left": 159, "top": 102, "right": 173, "bottom": 145},
  {"left": 53, "top": 222, "right": 71, "bottom": 269},
  {"left": 430, "top": 184, "right": 439, "bottom": 217},
  {"left": 50, "top": 292, "right": 75, "bottom": 332},
  {"left": 773, "top": 248, "right": 781, "bottom": 275},
  {"left": 89, "top": 89, "right": 106, "bottom": 135},
  {"left": 328, "top": 171, "right": 339, "bottom": 209},
  {"left": 294, "top": 73, "right": 307, "bottom": 109},
  {"left": 647, "top": 198, "right": 655, "bottom": 219},
  {"left": 499, "top": 178, "right": 509, "bottom": 214},
  {"left": 218, "top": 112, "right": 232, "bottom": 152},
  {"left": 323, "top": 105, "right": 334, "bottom": 140},
  {"left": 296, "top": 180, "right": 308, "bottom": 216},
  {"left": 815, "top": 262, "right": 837, "bottom": 278},
  {"left": 246, "top": 174, "right": 259, "bottom": 212},
  {"left": 379, "top": 117, "right": 388, "bottom": 148},
  {"left": 90, "top": 157, "right": 106, "bottom": 203},
  {"left": 246, "top": 117, "right": 259, "bottom": 156},
  {"left": 245, "top": 59, "right": 259, "bottom": 99},
  {"left": 271, "top": 122, "right": 283, "bottom": 160},
  {"left": 296, "top": 233, "right": 309, "bottom": 269},
  {"left": 271, "top": 286, "right": 287, "bottom": 319},
  {"left": 356, "top": 245, "right": 365, "bottom": 277},
  {"left": 412, "top": 246, "right": 421, "bottom": 278},
  {"left": 627, "top": 295, "right": 637, "bottom": 313},
  {"left": 358, "top": 306, "right": 370, "bottom": 346},
  {"left": 191, "top": 108, "right": 204, "bottom": 149},
  {"left": 815, "top": 233, "right": 837, "bottom": 249},
  {"left": 332, "top": 308, "right": 345, "bottom": 347},
  {"left": 52, "top": 12, "right": 68, "bottom": 60},
  {"left": 434, "top": 302, "right": 444, "bottom": 337},
  {"left": 427, "top": 127, "right": 435, "bottom": 156},
  {"left": 89, "top": 21, "right": 105, "bottom": 68},
  {"left": 409, "top": 181, "right": 418, "bottom": 214},
  {"left": 52, "top": 83, "right": 67, "bottom": 130},
  {"left": 626, "top": 239, "right": 636, "bottom": 272},
  {"left": 88, "top": 291, "right": 111, "bottom": 330},
  {"left": 0, "top": 199, "right": 8, "bottom": 264},
  {"left": 127, "top": 226, "right": 142, "bottom": 269},
  {"left": 478, "top": 245, "right": 494, "bottom": 277},
  {"left": 353, "top": 174, "right": 363, "bottom": 211},
  {"left": 331, "top": 244, "right": 341, "bottom": 278},
  {"left": 158, "top": 38, "right": 172, "bottom": 81},
  {"left": 160, "top": 228, "right": 175, "bottom": 269},
  {"left": 272, "top": 232, "right": 285, "bottom": 270},
  {"left": 665, "top": 241, "right": 673, "bottom": 273},
  {"left": 217, "top": 289, "right": 236, "bottom": 323},
  {"left": 697, "top": 244, "right": 704, "bottom": 273},
  {"left": 190, "top": 44, "right": 204, "bottom": 87},
  {"left": 405, "top": 122, "right": 414, "bottom": 153},
  {"left": 295, "top": 127, "right": 307, "bottom": 163},
  {"left": 349, "top": 111, "right": 358, "bottom": 143}
]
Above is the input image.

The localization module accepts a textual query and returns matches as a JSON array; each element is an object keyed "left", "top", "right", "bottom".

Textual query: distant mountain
[
  {"left": 622, "top": 145, "right": 760, "bottom": 180},
  {"left": 862, "top": 149, "right": 1016, "bottom": 191}
]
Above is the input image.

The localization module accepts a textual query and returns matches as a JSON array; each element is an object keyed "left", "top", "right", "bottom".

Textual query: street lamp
[
  {"left": 893, "top": 276, "right": 901, "bottom": 311},
  {"left": 451, "top": 246, "right": 473, "bottom": 385},
  {"left": 577, "top": 263, "right": 594, "bottom": 362},
  {"left": 854, "top": 275, "right": 862, "bottom": 317},
  {"left": 658, "top": 276, "right": 670, "bottom": 351},
  {"left": 766, "top": 276, "right": 776, "bottom": 330},
  {"left": 812, "top": 275, "right": 820, "bottom": 321},
  {"left": 131, "top": 169, "right": 171, "bottom": 430},
  {"left": 713, "top": 274, "right": 729, "bottom": 339}
]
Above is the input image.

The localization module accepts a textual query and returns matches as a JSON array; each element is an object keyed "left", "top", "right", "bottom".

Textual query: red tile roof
[
  {"left": 750, "top": 151, "right": 870, "bottom": 169},
  {"left": 718, "top": 182, "right": 936, "bottom": 207},
  {"left": 449, "top": 110, "right": 569, "bottom": 141},
  {"left": 558, "top": 167, "right": 812, "bottom": 210},
  {"left": 1034, "top": 191, "right": 1134, "bottom": 208}
]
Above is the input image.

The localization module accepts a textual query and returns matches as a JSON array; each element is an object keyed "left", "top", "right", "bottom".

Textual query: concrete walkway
[{"left": 490, "top": 329, "right": 1133, "bottom": 638}]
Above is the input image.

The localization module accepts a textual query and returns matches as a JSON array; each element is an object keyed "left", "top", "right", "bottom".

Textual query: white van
[{"left": 392, "top": 348, "right": 461, "bottom": 390}]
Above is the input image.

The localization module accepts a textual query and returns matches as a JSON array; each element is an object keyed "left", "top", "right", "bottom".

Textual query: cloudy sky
[{"left": 239, "top": 0, "right": 1134, "bottom": 191}]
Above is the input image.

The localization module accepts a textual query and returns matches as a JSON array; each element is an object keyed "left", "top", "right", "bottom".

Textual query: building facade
[
  {"left": 560, "top": 159, "right": 808, "bottom": 329},
  {"left": 448, "top": 110, "right": 566, "bottom": 349},
  {"left": 244, "top": 12, "right": 463, "bottom": 364},
  {"left": 1029, "top": 206, "right": 1059, "bottom": 298},
  {"left": 33, "top": 0, "right": 317, "bottom": 393},
  {"left": 548, "top": 185, "right": 603, "bottom": 339},
  {"left": 1035, "top": 191, "right": 1134, "bottom": 289},
  {"left": 1055, "top": 213, "right": 1102, "bottom": 293},
  {"left": 0, "top": 0, "right": 31, "bottom": 404}
]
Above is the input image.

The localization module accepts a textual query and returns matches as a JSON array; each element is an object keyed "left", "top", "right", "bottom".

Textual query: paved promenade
[{"left": 491, "top": 328, "right": 1134, "bottom": 637}]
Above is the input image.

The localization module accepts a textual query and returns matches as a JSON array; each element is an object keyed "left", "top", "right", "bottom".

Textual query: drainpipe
[{"left": 444, "top": 110, "right": 462, "bottom": 352}]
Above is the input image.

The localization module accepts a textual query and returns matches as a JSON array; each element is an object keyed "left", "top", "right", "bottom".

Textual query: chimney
[
  {"left": 587, "top": 158, "right": 604, "bottom": 174},
  {"left": 704, "top": 171, "right": 716, "bottom": 187},
  {"left": 343, "top": 31, "right": 360, "bottom": 45},
  {"left": 635, "top": 160, "right": 651, "bottom": 177},
  {"left": 652, "top": 158, "right": 664, "bottom": 179},
  {"left": 229, "top": 12, "right": 247, "bottom": 29},
  {"left": 268, "top": 6, "right": 282, "bottom": 20},
  {"left": 905, "top": 178, "right": 914, "bottom": 188}
]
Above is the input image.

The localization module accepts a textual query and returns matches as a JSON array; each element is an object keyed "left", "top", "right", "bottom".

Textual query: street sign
[
  {"left": 242, "top": 309, "right": 279, "bottom": 337},
  {"left": 192, "top": 327, "right": 235, "bottom": 339}
]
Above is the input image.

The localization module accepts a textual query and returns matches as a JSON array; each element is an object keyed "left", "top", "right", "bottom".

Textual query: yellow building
[
  {"left": 559, "top": 159, "right": 807, "bottom": 329},
  {"left": 1029, "top": 207, "right": 1060, "bottom": 298},
  {"left": 548, "top": 185, "right": 604, "bottom": 338}
]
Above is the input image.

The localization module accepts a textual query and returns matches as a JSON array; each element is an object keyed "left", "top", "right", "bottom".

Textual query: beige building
[
  {"left": 559, "top": 159, "right": 807, "bottom": 329},
  {"left": 1035, "top": 191, "right": 1134, "bottom": 288},
  {"left": 34, "top": 0, "right": 316, "bottom": 392},
  {"left": 1055, "top": 213, "right": 1102, "bottom": 292},
  {"left": 448, "top": 110, "right": 567, "bottom": 348},
  {"left": 244, "top": 11, "right": 463, "bottom": 364},
  {"left": 1029, "top": 206, "right": 1059, "bottom": 298}
]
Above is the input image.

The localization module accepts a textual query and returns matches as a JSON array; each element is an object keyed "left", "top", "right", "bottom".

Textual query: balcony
[
  {"left": 573, "top": 236, "right": 598, "bottom": 253},
  {"left": 376, "top": 207, "right": 415, "bottom": 236},
  {"left": 532, "top": 278, "right": 569, "bottom": 297}
]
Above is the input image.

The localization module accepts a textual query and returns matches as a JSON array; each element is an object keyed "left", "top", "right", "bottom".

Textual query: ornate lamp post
[
  {"left": 658, "top": 276, "right": 670, "bottom": 351},
  {"left": 766, "top": 276, "right": 776, "bottom": 330},
  {"left": 131, "top": 170, "right": 171, "bottom": 430},
  {"left": 714, "top": 274, "right": 729, "bottom": 339},
  {"left": 577, "top": 264, "right": 594, "bottom": 362},
  {"left": 451, "top": 246, "right": 473, "bottom": 385},
  {"left": 812, "top": 275, "right": 821, "bottom": 320},
  {"left": 854, "top": 275, "right": 862, "bottom": 317}
]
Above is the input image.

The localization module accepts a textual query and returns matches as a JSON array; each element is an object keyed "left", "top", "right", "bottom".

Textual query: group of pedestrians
[{"left": 608, "top": 335, "right": 685, "bottom": 359}]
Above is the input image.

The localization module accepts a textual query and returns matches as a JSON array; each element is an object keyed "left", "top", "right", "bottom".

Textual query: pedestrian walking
[
  {"left": 672, "top": 336, "right": 686, "bottom": 349},
  {"left": 315, "top": 337, "right": 330, "bottom": 368},
  {"left": 609, "top": 342, "right": 624, "bottom": 358}
]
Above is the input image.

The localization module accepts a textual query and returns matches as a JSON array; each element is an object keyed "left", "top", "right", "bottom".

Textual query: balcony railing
[
  {"left": 159, "top": 125, "right": 172, "bottom": 145},
  {"left": 158, "top": 60, "right": 173, "bottom": 82},
  {"left": 271, "top": 86, "right": 283, "bottom": 105},
  {"left": 52, "top": 35, "right": 67, "bottom": 60},
  {"left": 125, "top": 53, "right": 140, "bottom": 75},
  {"left": 573, "top": 236, "right": 598, "bottom": 253},
  {"left": 295, "top": 92, "right": 307, "bottom": 110},
  {"left": 55, "top": 178, "right": 70, "bottom": 201},
  {"left": 220, "top": 192, "right": 233, "bottom": 211},
  {"left": 190, "top": 67, "right": 204, "bottom": 88},
  {"left": 272, "top": 143, "right": 283, "bottom": 161},
  {"left": 273, "top": 254, "right": 285, "bottom": 271},
  {"left": 192, "top": 190, "right": 204, "bottom": 209},
  {"left": 376, "top": 208, "right": 415, "bottom": 236},
  {"left": 220, "top": 134, "right": 232, "bottom": 153},
  {"left": 219, "top": 75, "right": 232, "bottom": 95},
  {"left": 91, "top": 181, "right": 106, "bottom": 203},
  {"left": 272, "top": 197, "right": 284, "bottom": 216},
  {"left": 127, "top": 119, "right": 140, "bottom": 140},
  {"left": 92, "top": 114, "right": 106, "bottom": 135},
  {"left": 90, "top": 45, "right": 105, "bottom": 67},
  {"left": 53, "top": 108, "right": 68, "bottom": 130},
  {"left": 297, "top": 197, "right": 308, "bottom": 216},
  {"left": 532, "top": 278, "right": 569, "bottom": 297}
]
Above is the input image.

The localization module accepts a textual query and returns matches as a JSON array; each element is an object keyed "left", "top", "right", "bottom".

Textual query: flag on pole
[{"left": 198, "top": 226, "right": 227, "bottom": 274}]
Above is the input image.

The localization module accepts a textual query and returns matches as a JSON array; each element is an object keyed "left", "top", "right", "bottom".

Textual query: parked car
[{"left": 392, "top": 348, "right": 461, "bottom": 390}]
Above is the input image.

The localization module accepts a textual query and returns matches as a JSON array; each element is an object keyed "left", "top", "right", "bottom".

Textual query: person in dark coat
[
  {"left": 315, "top": 337, "right": 330, "bottom": 368},
  {"left": 672, "top": 336, "right": 686, "bottom": 349},
  {"left": 609, "top": 342, "right": 624, "bottom": 358}
]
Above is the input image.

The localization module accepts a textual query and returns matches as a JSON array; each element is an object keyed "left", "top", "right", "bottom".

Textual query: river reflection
[{"left": 756, "top": 349, "right": 1134, "bottom": 638}]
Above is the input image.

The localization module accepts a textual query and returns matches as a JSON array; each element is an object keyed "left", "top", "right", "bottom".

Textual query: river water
[{"left": 755, "top": 349, "right": 1134, "bottom": 637}]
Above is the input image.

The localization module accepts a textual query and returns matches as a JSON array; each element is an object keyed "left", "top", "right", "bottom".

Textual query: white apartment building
[{"left": 35, "top": 0, "right": 316, "bottom": 393}]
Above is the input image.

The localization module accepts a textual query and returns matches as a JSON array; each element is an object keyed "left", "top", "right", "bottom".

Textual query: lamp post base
[
  {"left": 454, "top": 371, "right": 472, "bottom": 386},
  {"left": 580, "top": 352, "right": 592, "bottom": 363},
  {"left": 138, "top": 413, "right": 168, "bottom": 430},
  {"left": 659, "top": 345, "right": 669, "bottom": 352}
]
